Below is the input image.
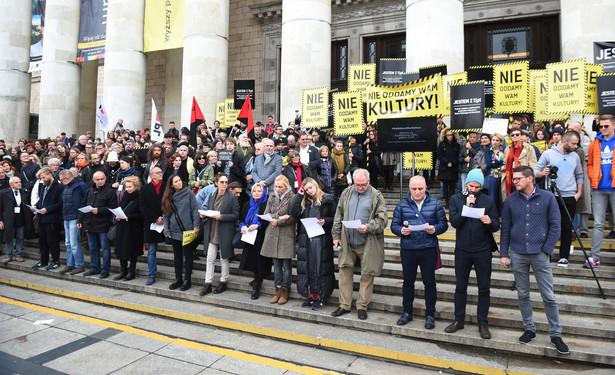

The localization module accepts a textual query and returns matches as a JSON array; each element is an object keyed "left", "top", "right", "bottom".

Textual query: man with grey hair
[
  {"left": 58, "top": 169, "right": 88, "bottom": 275},
  {"left": 0, "top": 177, "right": 28, "bottom": 263},
  {"left": 331, "top": 169, "right": 388, "bottom": 320}
]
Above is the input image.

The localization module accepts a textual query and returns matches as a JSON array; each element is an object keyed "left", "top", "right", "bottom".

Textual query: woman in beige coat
[{"left": 260, "top": 175, "right": 296, "bottom": 304}]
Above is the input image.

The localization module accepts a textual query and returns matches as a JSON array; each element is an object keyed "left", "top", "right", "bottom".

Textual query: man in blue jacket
[
  {"left": 31, "top": 168, "right": 65, "bottom": 270},
  {"left": 58, "top": 169, "right": 89, "bottom": 275},
  {"left": 500, "top": 166, "right": 569, "bottom": 354},
  {"left": 391, "top": 176, "right": 448, "bottom": 329}
]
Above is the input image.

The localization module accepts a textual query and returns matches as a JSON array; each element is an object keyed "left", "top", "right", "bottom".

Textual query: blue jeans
[
  {"left": 273, "top": 258, "right": 292, "bottom": 289},
  {"left": 64, "top": 220, "right": 84, "bottom": 268},
  {"left": 400, "top": 247, "right": 437, "bottom": 317},
  {"left": 590, "top": 189, "right": 615, "bottom": 261},
  {"left": 510, "top": 250, "right": 562, "bottom": 337},
  {"left": 147, "top": 242, "right": 158, "bottom": 277},
  {"left": 87, "top": 232, "right": 111, "bottom": 274},
  {"left": 4, "top": 226, "right": 24, "bottom": 258}
]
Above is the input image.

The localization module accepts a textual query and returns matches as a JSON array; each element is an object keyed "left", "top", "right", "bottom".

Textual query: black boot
[
  {"left": 180, "top": 277, "right": 191, "bottom": 291},
  {"left": 251, "top": 281, "right": 261, "bottom": 300},
  {"left": 125, "top": 263, "right": 136, "bottom": 281},
  {"left": 113, "top": 262, "right": 127, "bottom": 281},
  {"left": 169, "top": 278, "right": 183, "bottom": 290}
]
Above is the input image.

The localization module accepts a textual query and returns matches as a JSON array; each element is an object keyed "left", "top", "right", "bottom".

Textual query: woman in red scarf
[
  {"left": 283, "top": 150, "right": 311, "bottom": 193},
  {"left": 501, "top": 128, "right": 538, "bottom": 197}
]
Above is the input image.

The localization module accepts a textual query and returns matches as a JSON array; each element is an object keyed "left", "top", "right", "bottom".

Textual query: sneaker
[
  {"left": 557, "top": 258, "right": 568, "bottom": 267},
  {"left": 146, "top": 277, "right": 156, "bottom": 286},
  {"left": 519, "top": 330, "right": 536, "bottom": 344},
  {"left": 46, "top": 262, "right": 60, "bottom": 270},
  {"left": 59, "top": 266, "right": 75, "bottom": 274},
  {"left": 32, "top": 261, "right": 44, "bottom": 269},
  {"left": 551, "top": 337, "right": 570, "bottom": 354},
  {"left": 311, "top": 299, "right": 324, "bottom": 311},
  {"left": 301, "top": 297, "right": 314, "bottom": 308},
  {"left": 583, "top": 256, "right": 600, "bottom": 268}
]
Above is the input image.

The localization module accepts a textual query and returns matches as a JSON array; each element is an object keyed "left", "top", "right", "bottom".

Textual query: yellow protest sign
[
  {"left": 182, "top": 230, "right": 197, "bottom": 246},
  {"left": 585, "top": 63, "right": 605, "bottom": 114},
  {"left": 333, "top": 91, "right": 363, "bottom": 136},
  {"left": 529, "top": 70, "right": 544, "bottom": 113},
  {"left": 365, "top": 75, "right": 442, "bottom": 124},
  {"left": 493, "top": 61, "right": 530, "bottom": 113},
  {"left": 546, "top": 59, "right": 587, "bottom": 114},
  {"left": 216, "top": 102, "right": 225, "bottom": 123},
  {"left": 534, "top": 71, "right": 568, "bottom": 122},
  {"left": 441, "top": 72, "right": 468, "bottom": 116},
  {"left": 144, "top": 0, "right": 185, "bottom": 52},
  {"left": 531, "top": 140, "right": 548, "bottom": 152},
  {"left": 225, "top": 99, "right": 239, "bottom": 128},
  {"left": 403, "top": 152, "right": 433, "bottom": 170},
  {"left": 302, "top": 87, "right": 329, "bottom": 128},
  {"left": 348, "top": 64, "right": 376, "bottom": 100}
]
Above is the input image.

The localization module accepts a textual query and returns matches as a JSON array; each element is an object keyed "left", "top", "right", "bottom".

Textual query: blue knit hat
[{"left": 466, "top": 168, "right": 484, "bottom": 186}]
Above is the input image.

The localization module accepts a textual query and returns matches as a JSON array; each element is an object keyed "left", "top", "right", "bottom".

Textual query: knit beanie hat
[{"left": 466, "top": 168, "right": 484, "bottom": 186}]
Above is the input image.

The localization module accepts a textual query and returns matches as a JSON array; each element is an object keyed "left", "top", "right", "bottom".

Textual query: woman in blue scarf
[{"left": 238, "top": 183, "right": 272, "bottom": 300}]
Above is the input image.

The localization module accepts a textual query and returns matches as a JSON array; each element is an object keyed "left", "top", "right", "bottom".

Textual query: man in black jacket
[
  {"left": 31, "top": 168, "right": 65, "bottom": 270},
  {"left": 0, "top": 177, "right": 29, "bottom": 263},
  {"left": 139, "top": 166, "right": 166, "bottom": 285},
  {"left": 446, "top": 169, "right": 500, "bottom": 339},
  {"left": 77, "top": 171, "right": 117, "bottom": 278}
]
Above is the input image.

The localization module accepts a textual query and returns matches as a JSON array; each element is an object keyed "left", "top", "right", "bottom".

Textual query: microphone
[
  {"left": 469, "top": 194, "right": 475, "bottom": 208},
  {"left": 403, "top": 220, "right": 409, "bottom": 227}
]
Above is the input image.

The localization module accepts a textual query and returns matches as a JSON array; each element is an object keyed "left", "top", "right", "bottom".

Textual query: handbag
[{"left": 107, "top": 222, "right": 117, "bottom": 242}]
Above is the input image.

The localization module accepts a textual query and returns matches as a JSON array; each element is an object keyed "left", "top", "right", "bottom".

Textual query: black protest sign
[
  {"left": 402, "top": 72, "right": 420, "bottom": 84},
  {"left": 450, "top": 82, "right": 485, "bottom": 132},
  {"left": 594, "top": 42, "right": 615, "bottom": 73},
  {"left": 419, "top": 64, "right": 447, "bottom": 79},
  {"left": 468, "top": 66, "right": 494, "bottom": 108},
  {"left": 218, "top": 150, "right": 233, "bottom": 162},
  {"left": 234, "top": 79, "right": 255, "bottom": 109},
  {"left": 597, "top": 74, "right": 615, "bottom": 115},
  {"left": 377, "top": 117, "right": 438, "bottom": 152},
  {"left": 379, "top": 59, "right": 406, "bottom": 86}
]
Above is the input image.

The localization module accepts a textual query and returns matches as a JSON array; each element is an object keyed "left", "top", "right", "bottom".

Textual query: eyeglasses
[
  {"left": 355, "top": 183, "right": 368, "bottom": 188},
  {"left": 510, "top": 133, "right": 521, "bottom": 137},
  {"left": 512, "top": 176, "right": 527, "bottom": 182},
  {"left": 599, "top": 125, "right": 611, "bottom": 129}
]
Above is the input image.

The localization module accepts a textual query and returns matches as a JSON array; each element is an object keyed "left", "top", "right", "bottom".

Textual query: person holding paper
[
  {"left": 113, "top": 176, "right": 143, "bottom": 281},
  {"left": 446, "top": 169, "right": 500, "bottom": 339},
  {"left": 199, "top": 173, "right": 240, "bottom": 296},
  {"left": 331, "top": 169, "right": 387, "bottom": 320},
  {"left": 238, "top": 184, "right": 271, "bottom": 300},
  {"left": 162, "top": 174, "right": 200, "bottom": 291},
  {"left": 139, "top": 166, "right": 166, "bottom": 285},
  {"left": 261, "top": 175, "right": 296, "bottom": 305},
  {"left": 290, "top": 177, "right": 336, "bottom": 311},
  {"left": 391, "top": 176, "right": 448, "bottom": 329}
]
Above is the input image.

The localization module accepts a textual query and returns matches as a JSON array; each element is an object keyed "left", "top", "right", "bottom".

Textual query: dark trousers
[
  {"left": 442, "top": 181, "right": 456, "bottom": 207},
  {"left": 400, "top": 247, "right": 437, "bottom": 317},
  {"left": 171, "top": 239, "right": 193, "bottom": 280},
  {"left": 39, "top": 222, "right": 61, "bottom": 265},
  {"left": 119, "top": 256, "right": 138, "bottom": 273},
  {"left": 454, "top": 249, "right": 492, "bottom": 325},
  {"left": 558, "top": 196, "right": 577, "bottom": 260}
]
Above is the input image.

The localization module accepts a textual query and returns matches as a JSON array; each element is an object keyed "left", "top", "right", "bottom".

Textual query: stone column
[
  {"left": 181, "top": 0, "right": 229, "bottom": 128},
  {"left": 0, "top": 1, "right": 31, "bottom": 142},
  {"left": 38, "top": 0, "right": 81, "bottom": 139},
  {"left": 561, "top": 0, "right": 615, "bottom": 62},
  {"left": 78, "top": 60, "right": 98, "bottom": 136},
  {"left": 405, "top": 0, "right": 464, "bottom": 74},
  {"left": 103, "top": 0, "right": 146, "bottom": 132},
  {"left": 280, "top": 0, "right": 331, "bottom": 126}
]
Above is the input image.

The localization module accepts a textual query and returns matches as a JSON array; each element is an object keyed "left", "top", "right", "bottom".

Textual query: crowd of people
[{"left": 1, "top": 113, "right": 613, "bottom": 356}]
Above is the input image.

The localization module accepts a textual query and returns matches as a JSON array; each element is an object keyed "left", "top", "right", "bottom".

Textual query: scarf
[
  {"left": 331, "top": 149, "right": 345, "bottom": 177},
  {"left": 76, "top": 161, "right": 89, "bottom": 170},
  {"left": 152, "top": 180, "right": 163, "bottom": 195},
  {"left": 118, "top": 165, "right": 135, "bottom": 178},
  {"left": 264, "top": 152, "right": 274, "bottom": 166},
  {"left": 320, "top": 158, "right": 332, "bottom": 189},
  {"left": 505, "top": 143, "right": 523, "bottom": 195},
  {"left": 241, "top": 187, "right": 268, "bottom": 228},
  {"left": 291, "top": 162, "right": 303, "bottom": 188}
]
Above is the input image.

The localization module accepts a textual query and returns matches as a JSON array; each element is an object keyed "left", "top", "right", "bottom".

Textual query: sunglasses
[
  {"left": 510, "top": 133, "right": 521, "bottom": 137},
  {"left": 599, "top": 125, "right": 611, "bottom": 129}
]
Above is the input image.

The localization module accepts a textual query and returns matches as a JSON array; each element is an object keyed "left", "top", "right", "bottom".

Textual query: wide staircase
[{"left": 2, "top": 179, "right": 615, "bottom": 367}]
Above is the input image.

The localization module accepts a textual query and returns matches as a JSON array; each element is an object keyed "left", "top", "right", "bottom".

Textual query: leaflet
[
  {"left": 241, "top": 229, "right": 258, "bottom": 245},
  {"left": 150, "top": 223, "right": 164, "bottom": 233},
  {"left": 342, "top": 220, "right": 362, "bottom": 229},
  {"left": 462, "top": 206, "right": 485, "bottom": 219},
  {"left": 408, "top": 223, "right": 429, "bottom": 231},
  {"left": 257, "top": 214, "right": 274, "bottom": 221},
  {"left": 110, "top": 207, "right": 127, "bottom": 220},
  {"left": 300, "top": 217, "right": 325, "bottom": 238},
  {"left": 199, "top": 210, "right": 220, "bottom": 217},
  {"left": 78, "top": 205, "right": 94, "bottom": 213}
]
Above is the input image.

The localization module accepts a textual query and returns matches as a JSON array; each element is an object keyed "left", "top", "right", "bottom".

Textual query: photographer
[{"left": 534, "top": 131, "right": 583, "bottom": 267}]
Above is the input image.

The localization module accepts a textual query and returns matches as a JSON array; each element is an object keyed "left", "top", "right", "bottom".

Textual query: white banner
[
  {"left": 96, "top": 97, "right": 109, "bottom": 139},
  {"left": 150, "top": 99, "right": 164, "bottom": 143}
]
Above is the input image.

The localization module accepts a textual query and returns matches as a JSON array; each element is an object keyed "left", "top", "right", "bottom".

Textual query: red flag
[
  {"left": 237, "top": 94, "right": 254, "bottom": 137},
  {"left": 190, "top": 96, "right": 205, "bottom": 148}
]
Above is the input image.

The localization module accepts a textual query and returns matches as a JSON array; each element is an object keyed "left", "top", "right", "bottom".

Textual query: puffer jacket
[
  {"left": 78, "top": 184, "right": 117, "bottom": 233},
  {"left": 391, "top": 190, "right": 448, "bottom": 250}
]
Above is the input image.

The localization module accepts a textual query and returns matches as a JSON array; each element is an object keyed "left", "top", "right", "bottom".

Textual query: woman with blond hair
[
  {"left": 113, "top": 176, "right": 143, "bottom": 281},
  {"left": 290, "top": 177, "right": 336, "bottom": 310},
  {"left": 261, "top": 175, "right": 296, "bottom": 304}
]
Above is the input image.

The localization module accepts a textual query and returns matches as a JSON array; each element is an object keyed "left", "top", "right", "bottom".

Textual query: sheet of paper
[
  {"left": 257, "top": 214, "right": 274, "bottom": 221},
  {"left": 342, "top": 220, "right": 362, "bottom": 229},
  {"left": 110, "top": 207, "right": 127, "bottom": 220},
  {"left": 241, "top": 229, "right": 258, "bottom": 245},
  {"left": 199, "top": 210, "right": 220, "bottom": 217},
  {"left": 33, "top": 319, "right": 54, "bottom": 326},
  {"left": 408, "top": 223, "right": 429, "bottom": 231},
  {"left": 150, "top": 223, "right": 164, "bottom": 233},
  {"left": 78, "top": 205, "right": 94, "bottom": 213},
  {"left": 27, "top": 204, "right": 41, "bottom": 214},
  {"left": 462, "top": 205, "right": 485, "bottom": 219},
  {"left": 300, "top": 217, "right": 325, "bottom": 238}
]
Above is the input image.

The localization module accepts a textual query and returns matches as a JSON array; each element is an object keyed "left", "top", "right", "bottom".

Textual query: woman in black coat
[
  {"left": 289, "top": 177, "right": 336, "bottom": 311},
  {"left": 363, "top": 129, "right": 382, "bottom": 188},
  {"left": 139, "top": 166, "right": 166, "bottom": 285},
  {"left": 438, "top": 127, "right": 461, "bottom": 208},
  {"left": 238, "top": 183, "right": 271, "bottom": 300},
  {"left": 113, "top": 176, "right": 144, "bottom": 281}
]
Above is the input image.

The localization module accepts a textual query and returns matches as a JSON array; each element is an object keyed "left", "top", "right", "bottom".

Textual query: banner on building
[
  {"left": 597, "top": 73, "right": 615, "bottom": 115},
  {"left": 594, "top": 41, "right": 615, "bottom": 73},
  {"left": 30, "top": 0, "right": 46, "bottom": 62},
  {"left": 77, "top": 0, "right": 107, "bottom": 61},
  {"left": 224, "top": 99, "right": 239, "bottom": 128},
  {"left": 450, "top": 82, "right": 485, "bottom": 132},
  {"left": 234, "top": 79, "right": 255, "bottom": 109},
  {"left": 301, "top": 87, "right": 329, "bottom": 129},
  {"left": 144, "top": 0, "right": 185, "bottom": 52},
  {"left": 365, "top": 74, "right": 442, "bottom": 124},
  {"left": 419, "top": 64, "right": 447, "bottom": 79},
  {"left": 493, "top": 60, "right": 530, "bottom": 113},
  {"left": 441, "top": 72, "right": 468, "bottom": 116},
  {"left": 150, "top": 99, "right": 164, "bottom": 143},
  {"left": 379, "top": 59, "right": 406, "bottom": 86},
  {"left": 333, "top": 91, "right": 363, "bottom": 136},
  {"left": 377, "top": 117, "right": 438, "bottom": 152},
  {"left": 468, "top": 66, "right": 494, "bottom": 109},
  {"left": 586, "top": 64, "right": 605, "bottom": 114},
  {"left": 546, "top": 59, "right": 587, "bottom": 114},
  {"left": 402, "top": 72, "right": 420, "bottom": 84},
  {"left": 348, "top": 64, "right": 376, "bottom": 99},
  {"left": 216, "top": 102, "right": 225, "bottom": 124},
  {"left": 403, "top": 152, "right": 433, "bottom": 170}
]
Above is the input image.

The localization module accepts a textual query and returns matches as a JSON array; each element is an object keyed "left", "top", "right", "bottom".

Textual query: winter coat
[
  {"left": 448, "top": 191, "right": 500, "bottom": 252},
  {"left": 78, "top": 184, "right": 117, "bottom": 233},
  {"left": 391, "top": 190, "right": 448, "bottom": 250},
  {"left": 139, "top": 181, "right": 166, "bottom": 244},
  {"left": 238, "top": 199, "right": 271, "bottom": 277},
  {"left": 282, "top": 164, "right": 311, "bottom": 193},
  {"left": 34, "top": 181, "right": 65, "bottom": 224},
  {"left": 348, "top": 144, "right": 363, "bottom": 172},
  {"left": 251, "top": 153, "right": 283, "bottom": 188},
  {"left": 332, "top": 185, "right": 387, "bottom": 276},
  {"left": 163, "top": 187, "right": 200, "bottom": 241},
  {"left": 0, "top": 188, "right": 35, "bottom": 242},
  {"left": 202, "top": 189, "right": 240, "bottom": 259},
  {"left": 437, "top": 139, "right": 461, "bottom": 182},
  {"left": 114, "top": 190, "right": 144, "bottom": 260},
  {"left": 261, "top": 191, "right": 296, "bottom": 259}
]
